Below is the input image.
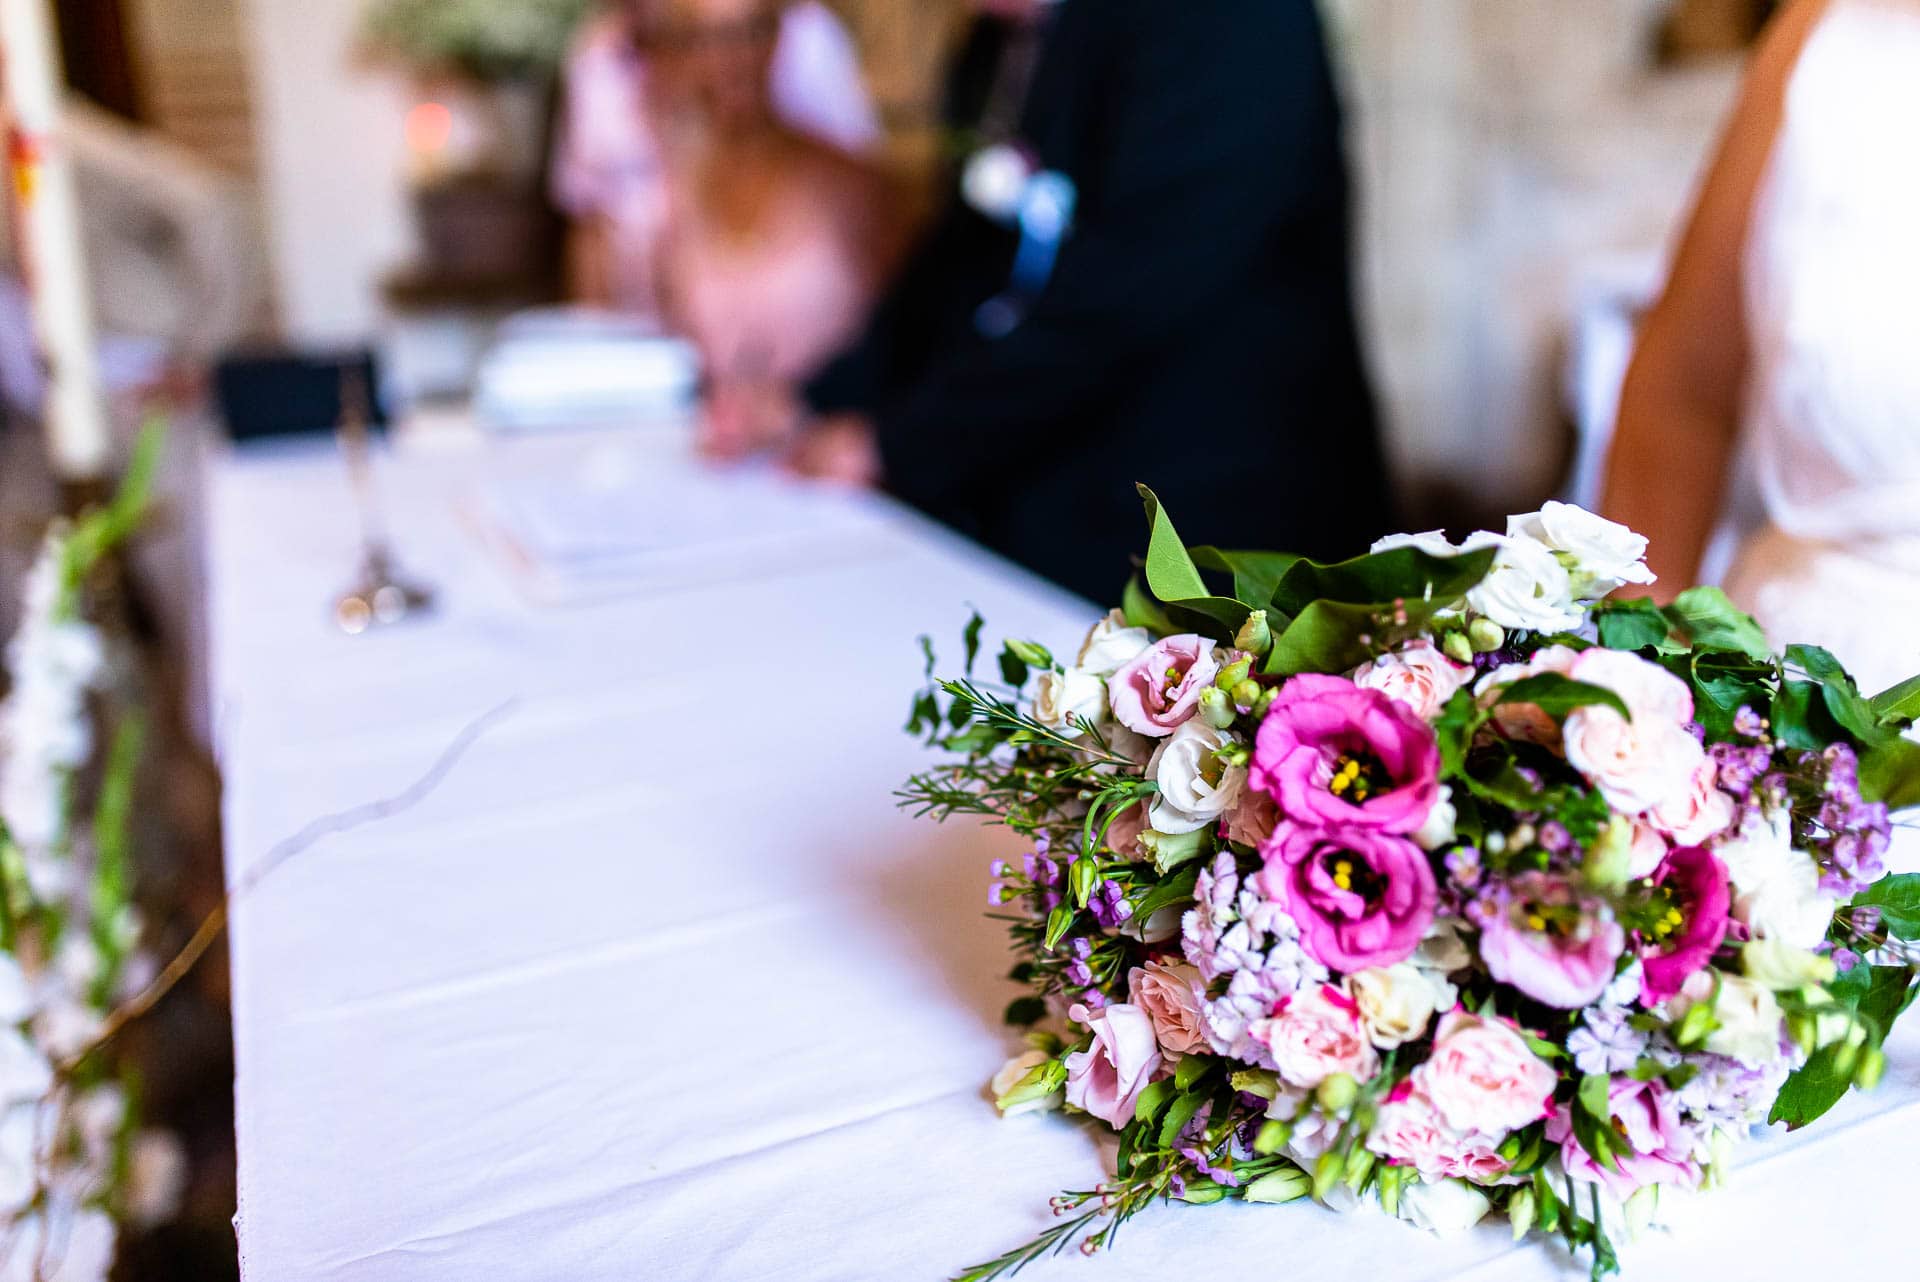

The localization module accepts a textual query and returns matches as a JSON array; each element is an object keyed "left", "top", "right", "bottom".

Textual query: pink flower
[
  {"left": 1348, "top": 642, "right": 1473, "bottom": 722},
  {"left": 1647, "top": 757, "right": 1737, "bottom": 847},
  {"left": 1369, "top": 1085, "right": 1512, "bottom": 1182},
  {"left": 1064, "top": 1002, "right": 1163, "bottom": 1129},
  {"left": 1223, "top": 790, "right": 1279, "bottom": 848},
  {"left": 1476, "top": 872, "right": 1625, "bottom": 1009},
  {"left": 1106, "top": 634, "right": 1220, "bottom": 737},
  {"left": 1127, "top": 960, "right": 1210, "bottom": 1057},
  {"left": 1250, "top": 983, "right": 1379, "bottom": 1088},
  {"left": 1625, "top": 819, "right": 1669, "bottom": 879},
  {"left": 1251, "top": 674, "right": 1441, "bottom": 834},
  {"left": 1637, "top": 845, "right": 1731, "bottom": 1005},
  {"left": 1255, "top": 822, "right": 1438, "bottom": 971},
  {"left": 1414, "top": 1008, "right": 1557, "bottom": 1137},
  {"left": 1475, "top": 645, "right": 1581, "bottom": 745},
  {"left": 1547, "top": 1077, "right": 1697, "bottom": 1200},
  {"left": 1562, "top": 648, "right": 1703, "bottom": 815},
  {"left": 1103, "top": 801, "right": 1148, "bottom": 859}
]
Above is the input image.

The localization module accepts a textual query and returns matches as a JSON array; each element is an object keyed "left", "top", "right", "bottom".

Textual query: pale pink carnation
[
  {"left": 1348, "top": 642, "right": 1473, "bottom": 722},
  {"left": 1251, "top": 983, "right": 1380, "bottom": 1089},
  {"left": 1064, "top": 1002, "right": 1163, "bottom": 1129},
  {"left": 1369, "top": 1085, "right": 1512, "bottom": 1183},
  {"left": 1414, "top": 1008, "right": 1556, "bottom": 1137},
  {"left": 1127, "top": 960, "right": 1210, "bottom": 1057}
]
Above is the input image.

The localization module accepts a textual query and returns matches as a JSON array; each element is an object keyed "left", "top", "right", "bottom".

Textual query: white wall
[{"left": 239, "top": 0, "right": 416, "bottom": 345}]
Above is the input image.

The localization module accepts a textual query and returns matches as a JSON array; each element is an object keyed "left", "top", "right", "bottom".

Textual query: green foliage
[
  {"left": 1855, "top": 874, "right": 1920, "bottom": 939},
  {"left": 1003, "top": 996, "right": 1047, "bottom": 1027},
  {"left": 1492, "top": 673, "right": 1630, "bottom": 722}
]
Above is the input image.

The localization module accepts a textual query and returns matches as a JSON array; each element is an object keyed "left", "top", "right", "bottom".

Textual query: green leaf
[
  {"left": 962, "top": 612, "right": 984, "bottom": 675},
  {"left": 1785, "top": 644, "right": 1885, "bottom": 745},
  {"left": 1570, "top": 1072, "right": 1620, "bottom": 1173},
  {"left": 1592, "top": 598, "right": 1674, "bottom": 652},
  {"left": 1770, "top": 1040, "right": 1855, "bottom": 1130},
  {"left": 1861, "top": 738, "right": 1920, "bottom": 808},
  {"left": 1771, "top": 680, "right": 1836, "bottom": 751},
  {"left": 1856, "top": 874, "right": 1920, "bottom": 939},
  {"left": 1174, "top": 1054, "right": 1212, "bottom": 1092},
  {"left": 1133, "top": 866, "right": 1201, "bottom": 920},
  {"left": 1265, "top": 544, "right": 1496, "bottom": 617},
  {"left": 1687, "top": 651, "right": 1775, "bottom": 739},
  {"left": 1136, "top": 484, "right": 1250, "bottom": 634},
  {"left": 1855, "top": 965, "right": 1916, "bottom": 1036},
  {"left": 1158, "top": 1087, "right": 1206, "bottom": 1148},
  {"left": 1122, "top": 573, "right": 1179, "bottom": 636},
  {"left": 1003, "top": 996, "right": 1047, "bottom": 1027},
  {"left": 1492, "top": 673, "right": 1631, "bottom": 722},
  {"left": 1133, "top": 1078, "right": 1174, "bottom": 1125},
  {"left": 997, "top": 645, "right": 1028, "bottom": 688},
  {"left": 1189, "top": 546, "right": 1301, "bottom": 613},
  {"left": 1666, "top": 586, "right": 1770, "bottom": 660},
  {"left": 1869, "top": 671, "right": 1920, "bottom": 729}
]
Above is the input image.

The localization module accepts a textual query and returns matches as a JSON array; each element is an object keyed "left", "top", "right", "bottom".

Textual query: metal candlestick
[{"left": 333, "top": 367, "right": 433, "bottom": 634}]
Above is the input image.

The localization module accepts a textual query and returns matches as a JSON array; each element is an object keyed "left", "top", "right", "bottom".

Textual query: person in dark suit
[{"left": 785, "top": 0, "right": 1395, "bottom": 603}]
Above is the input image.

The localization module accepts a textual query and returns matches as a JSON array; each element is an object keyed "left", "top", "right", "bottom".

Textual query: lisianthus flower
[
  {"left": 1251, "top": 674, "right": 1440, "bottom": 834},
  {"left": 1547, "top": 1077, "right": 1697, "bottom": 1200},
  {"left": 1107, "top": 634, "right": 1220, "bottom": 737},
  {"left": 1063, "top": 1002, "right": 1162, "bottom": 1129},
  {"left": 1474, "top": 872, "right": 1625, "bottom": 1009},
  {"left": 1506, "top": 502, "right": 1656, "bottom": 599},
  {"left": 1637, "top": 845, "right": 1731, "bottom": 1005},
  {"left": 1255, "top": 822, "right": 1438, "bottom": 971},
  {"left": 1459, "top": 531, "right": 1584, "bottom": 634}
]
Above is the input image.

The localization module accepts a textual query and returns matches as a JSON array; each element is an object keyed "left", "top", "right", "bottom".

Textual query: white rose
[
  {"left": 1508, "top": 501, "right": 1656, "bottom": 600},
  {"left": 991, "top": 1049, "right": 1062, "bottom": 1117},
  {"left": 1146, "top": 720, "right": 1246, "bottom": 835},
  {"left": 1077, "top": 609, "right": 1154, "bottom": 675},
  {"left": 1031, "top": 667, "right": 1107, "bottom": 735},
  {"left": 1397, "top": 1177, "right": 1492, "bottom": 1235},
  {"left": 1714, "top": 809, "right": 1837, "bottom": 948},
  {"left": 1699, "top": 974, "right": 1786, "bottom": 1069},
  {"left": 1460, "top": 532, "right": 1584, "bottom": 634},
  {"left": 1411, "top": 784, "right": 1457, "bottom": 851},
  {"left": 1560, "top": 648, "right": 1704, "bottom": 815},
  {"left": 1349, "top": 642, "right": 1473, "bottom": 722},
  {"left": 1347, "top": 963, "right": 1456, "bottom": 1049}
]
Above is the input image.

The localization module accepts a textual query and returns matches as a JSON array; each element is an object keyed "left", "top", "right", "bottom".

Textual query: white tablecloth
[{"left": 205, "top": 426, "right": 1920, "bottom": 1282}]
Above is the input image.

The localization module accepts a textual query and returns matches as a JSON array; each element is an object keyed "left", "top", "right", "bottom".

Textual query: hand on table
[{"left": 784, "top": 414, "right": 882, "bottom": 488}]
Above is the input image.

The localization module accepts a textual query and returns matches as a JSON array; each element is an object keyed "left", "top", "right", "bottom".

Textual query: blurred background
[{"left": 0, "top": 0, "right": 1782, "bottom": 1276}]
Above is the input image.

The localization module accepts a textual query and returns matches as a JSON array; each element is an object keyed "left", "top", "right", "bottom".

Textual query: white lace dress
[{"left": 1723, "top": 0, "right": 1920, "bottom": 696}]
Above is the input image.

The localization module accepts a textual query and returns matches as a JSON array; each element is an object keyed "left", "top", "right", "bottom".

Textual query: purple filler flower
[
  {"left": 1638, "top": 846, "right": 1731, "bottom": 1005},
  {"left": 1254, "top": 821, "right": 1437, "bottom": 971},
  {"left": 1476, "top": 872, "right": 1625, "bottom": 1009},
  {"left": 1250, "top": 674, "right": 1441, "bottom": 835}
]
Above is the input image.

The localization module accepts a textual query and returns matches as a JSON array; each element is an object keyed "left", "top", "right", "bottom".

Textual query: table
[{"left": 204, "top": 424, "right": 1920, "bottom": 1281}]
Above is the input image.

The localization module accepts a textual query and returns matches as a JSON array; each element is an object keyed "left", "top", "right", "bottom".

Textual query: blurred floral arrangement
[
  {"left": 903, "top": 488, "right": 1920, "bottom": 1281},
  {"left": 358, "top": 0, "right": 593, "bottom": 81},
  {"left": 0, "top": 428, "right": 183, "bottom": 1281}
]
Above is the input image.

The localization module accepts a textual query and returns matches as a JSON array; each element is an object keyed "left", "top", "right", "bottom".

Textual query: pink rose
[
  {"left": 1251, "top": 674, "right": 1441, "bottom": 834},
  {"left": 1106, "top": 634, "right": 1221, "bottom": 737},
  {"left": 1255, "top": 822, "right": 1438, "bottom": 971},
  {"left": 1103, "top": 801, "right": 1148, "bottom": 859},
  {"left": 1475, "top": 872, "right": 1625, "bottom": 1008},
  {"left": 1626, "top": 819, "right": 1669, "bottom": 879},
  {"left": 1127, "top": 959, "right": 1210, "bottom": 1057},
  {"left": 1647, "top": 756, "right": 1737, "bottom": 847},
  {"left": 1064, "top": 1002, "right": 1163, "bottom": 1129},
  {"left": 1223, "top": 790, "right": 1279, "bottom": 848},
  {"left": 1637, "top": 845, "right": 1731, "bottom": 1005},
  {"left": 1561, "top": 648, "right": 1703, "bottom": 815},
  {"left": 1475, "top": 645, "right": 1581, "bottom": 745},
  {"left": 1368, "top": 1084, "right": 1511, "bottom": 1183},
  {"left": 1547, "top": 1078, "right": 1697, "bottom": 1200},
  {"left": 1414, "top": 1008, "right": 1556, "bottom": 1137},
  {"left": 1251, "top": 983, "right": 1379, "bottom": 1089},
  {"left": 1348, "top": 642, "right": 1473, "bottom": 722}
]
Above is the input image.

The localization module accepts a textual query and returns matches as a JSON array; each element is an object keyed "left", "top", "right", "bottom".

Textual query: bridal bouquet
[{"left": 901, "top": 488, "right": 1920, "bottom": 1281}]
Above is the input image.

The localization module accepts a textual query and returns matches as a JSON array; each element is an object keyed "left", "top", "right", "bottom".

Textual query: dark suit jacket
[{"left": 811, "top": 0, "right": 1394, "bottom": 603}]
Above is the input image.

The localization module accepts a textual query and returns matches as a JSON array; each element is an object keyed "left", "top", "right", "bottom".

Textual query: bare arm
[{"left": 1602, "top": 0, "right": 1827, "bottom": 598}]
